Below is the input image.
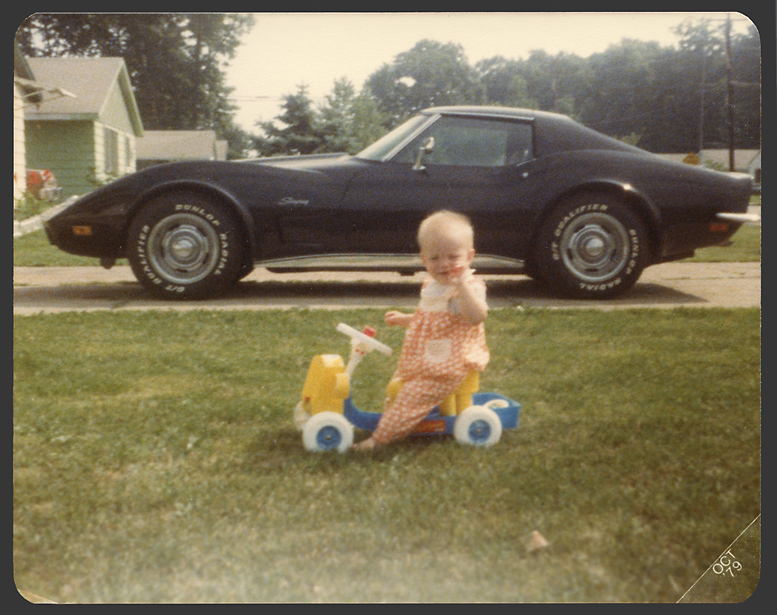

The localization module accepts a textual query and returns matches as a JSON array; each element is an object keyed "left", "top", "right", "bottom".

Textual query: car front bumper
[{"left": 716, "top": 212, "right": 761, "bottom": 224}]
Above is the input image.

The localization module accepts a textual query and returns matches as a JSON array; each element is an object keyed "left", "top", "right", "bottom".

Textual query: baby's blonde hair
[{"left": 417, "top": 210, "right": 475, "bottom": 251}]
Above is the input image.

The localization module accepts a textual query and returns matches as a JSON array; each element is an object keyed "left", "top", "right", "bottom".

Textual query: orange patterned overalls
[{"left": 370, "top": 274, "right": 490, "bottom": 444}]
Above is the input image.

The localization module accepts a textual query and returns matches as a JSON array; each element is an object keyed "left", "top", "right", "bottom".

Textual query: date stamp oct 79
[{"left": 711, "top": 549, "right": 742, "bottom": 577}]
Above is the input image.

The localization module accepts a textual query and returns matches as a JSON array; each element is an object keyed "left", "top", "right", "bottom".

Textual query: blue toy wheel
[
  {"left": 454, "top": 406, "right": 502, "bottom": 447},
  {"left": 316, "top": 425, "right": 342, "bottom": 448},
  {"left": 468, "top": 419, "right": 493, "bottom": 443},
  {"left": 302, "top": 412, "right": 354, "bottom": 453}
]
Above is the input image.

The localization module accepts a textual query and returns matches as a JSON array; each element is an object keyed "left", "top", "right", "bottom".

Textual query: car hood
[
  {"left": 241, "top": 152, "right": 363, "bottom": 177},
  {"left": 57, "top": 153, "right": 367, "bottom": 214}
]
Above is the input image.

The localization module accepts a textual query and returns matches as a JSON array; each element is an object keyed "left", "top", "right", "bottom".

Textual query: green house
[{"left": 24, "top": 57, "right": 144, "bottom": 200}]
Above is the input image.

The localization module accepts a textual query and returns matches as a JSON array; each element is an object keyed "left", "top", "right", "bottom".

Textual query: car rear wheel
[
  {"left": 534, "top": 193, "right": 650, "bottom": 299},
  {"left": 127, "top": 192, "right": 246, "bottom": 299}
]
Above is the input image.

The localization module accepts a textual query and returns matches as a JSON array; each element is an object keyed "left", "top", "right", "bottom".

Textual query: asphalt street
[{"left": 13, "top": 261, "right": 760, "bottom": 315}]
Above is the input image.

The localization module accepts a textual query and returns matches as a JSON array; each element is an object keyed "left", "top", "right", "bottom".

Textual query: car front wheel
[
  {"left": 127, "top": 192, "right": 246, "bottom": 299},
  {"left": 534, "top": 193, "right": 650, "bottom": 299}
]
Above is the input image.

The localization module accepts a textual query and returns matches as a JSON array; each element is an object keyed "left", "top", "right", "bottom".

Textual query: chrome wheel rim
[
  {"left": 147, "top": 213, "right": 220, "bottom": 284},
  {"left": 559, "top": 212, "right": 630, "bottom": 283}
]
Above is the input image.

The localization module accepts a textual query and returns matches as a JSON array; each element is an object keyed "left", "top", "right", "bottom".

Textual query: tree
[
  {"left": 316, "top": 80, "right": 389, "bottom": 154},
  {"left": 578, "top": 40, "right": 665, "bottom": 148},
  {"left": 16, "top": 13, "right": 255, "bottom": 156},
  {"left": 472, "top": 20, "right": 759, "bottom": 154},
  {"left": 729, "top": 24, "right": 761, "bottom": 149},
  {"left": 366, "top": 39, "right": 485, "bottom": 126},
  {"left": 673, "top": 17, "right": 761, "bottom": 152},
  {"left": 476, "top": 56, "right": 538, "bottom": 109},
  {"left": 476, "top": 55, "right": 517, "bottom": 105},
  {"left": 255, "top": 85, "right": 324, "bottom": 156},
  {"left": 318, "top": 78, "right": 358, "bottom": 153},
  {"left": 348, "top": 89, "right": 390, "bottom": 153},
  {"left": 476, "top": 51, "right": 586, "bottom": 117},
  {"left": 674, "top": 18, "right": 730, "bottom": 151}
]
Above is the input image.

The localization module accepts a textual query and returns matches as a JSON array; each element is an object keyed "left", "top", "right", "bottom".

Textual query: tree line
[{"left": 17, "top": 13, "right": 760, "bottom": 159}]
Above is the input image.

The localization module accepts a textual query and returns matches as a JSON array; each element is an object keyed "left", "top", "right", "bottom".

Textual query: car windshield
[{"left": 355, "top": 114, "right": 432, "bottom": 161}]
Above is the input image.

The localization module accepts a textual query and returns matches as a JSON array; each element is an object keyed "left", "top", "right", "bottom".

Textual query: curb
[{"left": 13, "top": 196, "right": 79, "bottom": 238}]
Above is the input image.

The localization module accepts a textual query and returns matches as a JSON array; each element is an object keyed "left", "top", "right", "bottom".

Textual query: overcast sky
[{"left": 225, "top": 12, "right": 755, "bottom": 131}]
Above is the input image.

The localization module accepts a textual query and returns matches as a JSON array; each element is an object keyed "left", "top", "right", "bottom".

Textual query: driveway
[{"left": 13, "top": 262, "right": 760, "bottom": 315}]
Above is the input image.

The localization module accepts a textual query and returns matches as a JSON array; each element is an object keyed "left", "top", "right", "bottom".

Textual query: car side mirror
[{"left": 412, "top": 137, "right": 435, "bottom": 171}]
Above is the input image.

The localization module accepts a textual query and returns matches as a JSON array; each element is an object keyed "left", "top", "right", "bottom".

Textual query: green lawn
[
  {"left": 686, "top": 223, "right": 760, "bottom": 262},
  {"left": 13, "top": 229, "right": 111, "bottom": 267},
  {"left": 13, "top": 308, "right": 760, "bottom": 602}
]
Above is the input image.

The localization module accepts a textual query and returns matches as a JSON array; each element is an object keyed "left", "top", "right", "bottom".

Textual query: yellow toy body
[
  {"left": 302, "top": 352, "right": 480, "bottom": 419},
  {"left": 300, "top": 354, "right": 351, "bottom": 415}
]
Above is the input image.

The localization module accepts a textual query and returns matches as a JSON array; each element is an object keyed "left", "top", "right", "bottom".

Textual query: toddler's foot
[{"left": 352, "top": 437, "right": 381, "bottom": 451}]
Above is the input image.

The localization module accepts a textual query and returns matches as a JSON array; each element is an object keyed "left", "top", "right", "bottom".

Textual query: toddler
[{"left": 352, "top": 210, "right": 489, "bottom": 450}]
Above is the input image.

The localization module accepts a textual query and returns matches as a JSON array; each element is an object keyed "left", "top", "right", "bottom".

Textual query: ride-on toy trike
[{"left": 294, "top": 323, "right": 521, "bottom": 452}]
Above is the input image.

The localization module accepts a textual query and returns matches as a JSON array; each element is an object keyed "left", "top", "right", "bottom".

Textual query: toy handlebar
[{"left": 337, "top": 323, "right": 392, "bottom": 355}]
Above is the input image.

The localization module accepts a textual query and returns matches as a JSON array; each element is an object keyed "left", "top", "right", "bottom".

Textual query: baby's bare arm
[{"left": 385, "top": 310, "right": 413, "bottom": 327}]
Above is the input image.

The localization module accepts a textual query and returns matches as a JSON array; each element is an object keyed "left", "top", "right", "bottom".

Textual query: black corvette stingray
[{"left": 45, "top": 106, "right": 754, "bottom": 299}]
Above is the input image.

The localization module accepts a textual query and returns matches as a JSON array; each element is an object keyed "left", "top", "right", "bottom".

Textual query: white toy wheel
[
  {"left": 454, "top": 405, "right": 502, "bottom": 447},
  {"left": 302, "top": 411, "right": 354, "bottom": 453},
  {"left": 293, "top": 402, "right": 310, "bottom": 431}
]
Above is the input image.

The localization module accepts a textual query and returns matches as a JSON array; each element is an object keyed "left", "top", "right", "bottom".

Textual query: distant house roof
[
  {"left": 137, "top": 130, "right": 225, "bottom": 161},
  {"left": 699, "top": 149, "right": 760, "bottom": 170},
  {"left": 657, "top": 149, "right": 761, "bottom": 172},
  {"left": 14, "top": 45, "right": 42, "bottom": 104},
  {"left": 25, "top": 56, "right": 143, "bottom": 136},
  {"left": 657, "top": 154, "right": 690, "bottom": 165}
]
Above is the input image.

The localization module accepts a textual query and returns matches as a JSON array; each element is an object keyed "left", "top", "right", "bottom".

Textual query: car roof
[
  {"left": 421, "top": 105, "right": 644, "bottom": 157},
  {"left": 423, "top": 105, "right": 553, "bottom": 122}
]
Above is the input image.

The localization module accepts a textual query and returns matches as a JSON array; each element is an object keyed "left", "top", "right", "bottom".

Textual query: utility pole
[
  {"left": 706, "top": 13, "right": 753, "bottom": 171},
  {"left": 724, "top": 13, "right": 735, "bottom": 171},
  {"left": 698, "top": 43, "right": 706, "bottom": 153}
]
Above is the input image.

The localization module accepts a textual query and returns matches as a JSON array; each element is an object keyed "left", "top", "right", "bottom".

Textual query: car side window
[{"left": 392, "top": 116, "right": 533, "bottom": 167}]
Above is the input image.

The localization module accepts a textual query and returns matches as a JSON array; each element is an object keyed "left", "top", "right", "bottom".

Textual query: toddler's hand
[
  {"left": 449, "top": 266, "right": 474, "bottom": 286},
  {"left": 384, "top": 310, "right": 410, "bottom": 327}
]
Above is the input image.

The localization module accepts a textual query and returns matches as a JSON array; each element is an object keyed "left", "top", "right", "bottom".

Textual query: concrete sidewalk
[
  {"left": 13, "top": 261, "right": 760, "bottom": 314},
  {"left": 13, "top": 203, "right": 761, "bottom": 313}
]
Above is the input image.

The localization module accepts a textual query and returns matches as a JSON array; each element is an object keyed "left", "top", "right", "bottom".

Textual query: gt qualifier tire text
[
  {"left": 534, "top": 193, "right": 650, "bottom": 299},
  {"left": 127, "top": 192, "right": 245, "bottom": 299}
]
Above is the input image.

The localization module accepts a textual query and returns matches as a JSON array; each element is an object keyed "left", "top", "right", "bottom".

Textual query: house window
[
  {"left": 125, "top": 136, "right": 132, "bottom": 172},
  {"left": 104, "top": 127, "right": 119, "bottom": 176}
]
